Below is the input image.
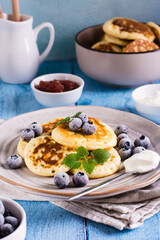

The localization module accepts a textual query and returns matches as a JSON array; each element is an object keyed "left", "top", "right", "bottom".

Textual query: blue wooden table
[{"left": 1, "top": 60, "right": 160, "bottom": 240}]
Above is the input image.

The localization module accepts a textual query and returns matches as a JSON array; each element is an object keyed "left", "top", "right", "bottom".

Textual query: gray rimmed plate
[{"left": 0, "top": 106, "right": 160, "bottom": 200}]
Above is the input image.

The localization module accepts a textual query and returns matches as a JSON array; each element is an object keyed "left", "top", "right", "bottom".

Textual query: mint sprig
[
  {"left": 62, "top": 146, "right": 111, "bottom": 174},
  {"left": 54, "top": 112, "right": 82, "bottom": 128}
]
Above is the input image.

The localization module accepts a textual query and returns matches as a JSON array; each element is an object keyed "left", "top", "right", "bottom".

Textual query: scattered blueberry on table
[
  {"left": 73, "top": 172, "right": 89, "bottom": 187},
  {"left": 7, "top": 155, "right": 22, "bottom": 169},
  {"left": 54, "top": 172, "right": 70, "bottom": 189}
]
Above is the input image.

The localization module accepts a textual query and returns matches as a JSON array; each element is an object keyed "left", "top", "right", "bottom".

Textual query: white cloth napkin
[{"left": 1, "top": 179, "right": 160, "bottom": 230}]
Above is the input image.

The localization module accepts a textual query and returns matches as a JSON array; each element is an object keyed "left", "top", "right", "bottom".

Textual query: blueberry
[
  {"left": 4, "top": 210, "right": 11, "bottom": 217},
  {"left": 81, "top": 121, "right": 96, "bottom": 135},
  {"left": 118, "top": 138, "right": 133, "bottom": 149},
  {"left": 119, "top": 147, "right": 132, "bottom": 161},
  {"left": 21, "top": 128, "right": 35, "bottom": 142},
  {"left": 77, "top": 113, "right": 88, "bottom": 124},
  {"left": 7, "top": 155, "right": 22, "bottom": 169},
  {"left": 0, "top": 201, "right": 5, "bottom": 215},
  {"left": 0, "top": 214, "right": 4, "bottom": 226},
  {"left": 29, "top": 122, "right": 43, "bottom": 137},
  {"left": 133, "top": 146, "right": 146, "bottom": 154},
  {"left": 5, "top": 216, "right": 19, "bottom": 229},
  {"left": 54, "top": 172, "right": 70, "bottom": 189},
  {"left": 69, "top": 118, "right": 83, "bottom": 132},
  {"left": 117, "top": 133, "right": 128, "bottom": 143},
  {"left": 73, "top": 172, "right": 89, "bottom": 187},
  {"left": 134, "top": 135, "right": 150, "bottom": 149},
  {"left": 0, "top": 223, "right": 14, "bottom": 237},
  {"left": 115, "top": 124, "right": 128, "bottom": 136}
]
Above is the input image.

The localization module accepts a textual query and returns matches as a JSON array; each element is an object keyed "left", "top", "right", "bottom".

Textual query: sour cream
[
  {"left": 139, "top": 90, "right": 160, "bottom": 106},
  {"left": 123, "top": 150, "right": 160, "bottom": 173}
]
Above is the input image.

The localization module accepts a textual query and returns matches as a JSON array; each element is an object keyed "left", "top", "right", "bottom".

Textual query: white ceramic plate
[{"left": 0, "top": 106, "right": 160, "bottom": 200}]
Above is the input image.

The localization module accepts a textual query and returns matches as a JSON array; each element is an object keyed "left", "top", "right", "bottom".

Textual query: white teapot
[{"left": 0, "top": 14, "right": 54, "bottom": 84}]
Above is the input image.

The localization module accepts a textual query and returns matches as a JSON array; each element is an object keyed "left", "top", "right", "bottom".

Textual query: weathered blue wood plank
[{"left": 17, "top": 201, "right": 86, "bottom": 240}]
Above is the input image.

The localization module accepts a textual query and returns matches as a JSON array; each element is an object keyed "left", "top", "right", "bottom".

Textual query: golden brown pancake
[
  {"left": 24, "top": 135, "right": 76, "bottom": 176},
  {"left": 103, "top": 17, "right": 155, "bottom": 41},
  {"left": 103, "top": 33, "right": 130, "bottom": 46},
  {"left": 17, "top": 118, "right": 59, "bottom": 159},
  {"left": 91, "top": 41, "right": 122, "bottom": 52},
  {"left": 52, "top": 117, "right": 117, "bottom": 150},
  {"left": 70, "top": 148, "right": 121, "bottom": 178},
  {"left": 124, "top": 39, "right": 159, "bottom": 53},
  {"left": 147, "top": 22, "right": 160, "bottom": 46}
]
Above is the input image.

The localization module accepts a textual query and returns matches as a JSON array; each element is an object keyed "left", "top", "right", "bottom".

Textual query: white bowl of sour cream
[{"left": 132, "top": 84, "right": 160, "bottom": 123}]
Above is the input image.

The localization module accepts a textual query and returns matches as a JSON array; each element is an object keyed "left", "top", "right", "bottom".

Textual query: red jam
[{"left": 35, "top": 79, "right": 79, "bottom": 93}]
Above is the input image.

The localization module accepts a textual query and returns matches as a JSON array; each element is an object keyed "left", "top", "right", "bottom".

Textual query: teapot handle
[{"left": 34, "top": 22, "right": 55, "bottom": 64}]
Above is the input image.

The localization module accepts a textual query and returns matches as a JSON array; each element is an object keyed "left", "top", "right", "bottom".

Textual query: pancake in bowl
[
  {"left": 91, "top": 41, "right": 122, "bottom": 52},
  {"left": 17, "top": 118, "right": 59, "bottom": 159},
  {"left": 103, "top": 33, "right": 130, "bottom": 46},
  {"left": 52, "top": 117, "right": 117, "bottom": 150},
  {"left": 70, "top": 148, "right": 121, "bottom": 178},
  {"left": 103, "top": 17, "right": 155, "bottom": 41},
  {"left": 147, "top": 22, "right": 160, "bottom": 45},
  {"left": 124, "top": 39, "right": 159, "bottom": 53},
  {"left": 24, "top": 135, "right": 77, "bottom": 176}
]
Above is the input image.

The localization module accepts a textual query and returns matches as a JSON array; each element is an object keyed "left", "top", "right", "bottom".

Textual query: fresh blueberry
[
  {"left": 117, "top": 133, "right": 128, "bottom": 143},
  {"left": 54, "top": 172, "right": 70, "bottom": 189},
  {"left": 4, "top": 210, "right": 12, "bottom": 217},
  {"left": 134, "top": 135, "right": 150, "bottom": 149},
  {"left": 0, "top": 223, "right": 14, "bottom": 237},
  {"left": 21, "top": 128, "right": 35, "bottom": 142},
  {"left": 0, "top": 214, "right": 4, "bottom": 226},
  {"left": 7, "top": 155, "right": 22, "bottom": 169},
  {"left": 5, "top": 216, "right": 19, "bottom": 229},
  {"left": 118, "top": 138, "right": 133, "bottom": 149},
  {"left": 0, "top": 201, "right": 5, "bottom": 215},
  {"left": 29, "top": 122, "right": 43, "bottom": 137},
  {"left": 118, "top": 147, "right": 132, "bottom": 161},
  {"left": 133, "top": 146, "right": 146, "bottom": 154},
  {"left": 73, "top": 172, "right": 89, "bottom": 187},
  {"left": 69, "top": 118, "right": 83, "bottom": 132},
  {"left": 81, "top": 121, "right": 97, "bottom": 135},
  {"left": 77, "top": 113, "right": 88, "bottom": 124},
  {"left": 115, "top": 124, "right": 128, "bottom": 136}
]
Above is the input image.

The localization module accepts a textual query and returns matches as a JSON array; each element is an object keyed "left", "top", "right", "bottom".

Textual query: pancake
[
  {"left": 52, "top": 117, "right": 117, "bottom": 150},
  {"left": 24, "top": 135, "right": 76, "bottom": 176},
  {"left": 103, "top": 33, "right": 130, "bottom": 46},
  {"left": 91, "top": 41, "right": 122, "bottom": 52},
  {"left": 103, "top": 17, "right": 155, "bottom": 41},
  {"left": 124, "top": 39, "right": 159, "bottom": 53},
  {"left": 147, "top": 22, "right": 160, "bottom": 45},
  {"left": 17, "top": 118, "right": 59, "bottom": 159},
  {"left": 70, "top": 148, "right": 121, "bottom": 178}
]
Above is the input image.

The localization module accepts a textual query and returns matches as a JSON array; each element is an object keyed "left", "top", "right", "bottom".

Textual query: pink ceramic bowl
[{"left": 75, "top": 24, "right": 160, "bottom": 87}]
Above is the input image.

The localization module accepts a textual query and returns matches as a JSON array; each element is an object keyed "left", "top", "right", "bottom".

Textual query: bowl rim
[
  {"left": 31, "top": 73, "right": 84, "bottom": 95},
  {"left": 75, "top": 23, "right": 160, "bottom": 55},
  {"left": 132, "top": 83, "right": 160, "bottom": 108},
  {"left": 1, "top": 197, "right": 26, "bottom": 239}
]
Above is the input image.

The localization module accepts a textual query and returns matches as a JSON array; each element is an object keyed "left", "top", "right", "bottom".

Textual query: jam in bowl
[{"left": 31, "top": 73, "right": 84, "bottom": 107}]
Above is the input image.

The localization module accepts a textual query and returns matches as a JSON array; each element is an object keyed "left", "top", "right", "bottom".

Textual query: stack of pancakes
[
  {"left": 17, "top": 117, "right": 121, "bottom": 179},
  {"left": 92, "top": 17, "right": 160, "bottom": 53}
]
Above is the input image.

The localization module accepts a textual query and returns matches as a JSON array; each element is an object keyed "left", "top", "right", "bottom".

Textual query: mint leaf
[
  {"left": 54, "top": 116, "right": 71, "bottom": 128},
  {"left": 83, "top": 158, "right": 95, "bottom": 174},
  {"left": 63, "top": 153, "right": 81, "bottom": 169},
  {"left": 77, "top": 146, "right": 89, "bottom": 160},
  {"left": 91, "top": 149, "right": 111, "bottom": 164},
  {"left": 71, "top": 112, "right": 82, "bottom": 118}
]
